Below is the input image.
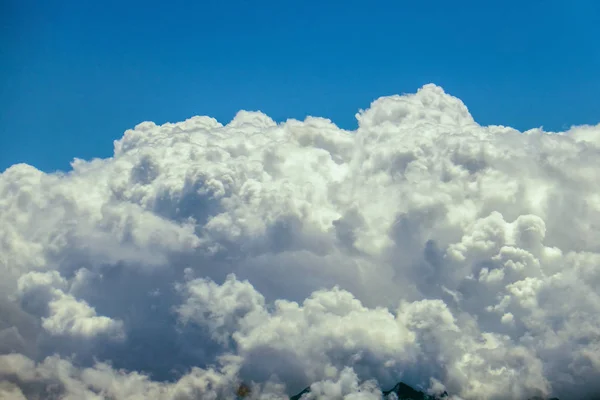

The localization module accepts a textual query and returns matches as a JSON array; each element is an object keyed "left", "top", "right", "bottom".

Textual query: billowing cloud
[{"left": 1, "top": 84, "right": 600, "bottom": 399}]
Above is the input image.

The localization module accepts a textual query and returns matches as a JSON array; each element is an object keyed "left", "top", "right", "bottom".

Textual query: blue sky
[{"left": 1, "top": 0, "right": 599, "bottom": 172}]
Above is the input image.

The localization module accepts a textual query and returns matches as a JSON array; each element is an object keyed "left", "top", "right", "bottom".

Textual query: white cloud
[
  {"left": 16, "top": 271, "right": 125, "bottom": 340},
  {"left": 1, "top": 84, "right": 600, "bottom": 399},
  {"left": 42, "top": 291, "right": 125, "bottom": 340}
]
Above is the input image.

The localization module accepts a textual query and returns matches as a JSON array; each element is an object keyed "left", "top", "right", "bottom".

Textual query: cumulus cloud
[
  {"left": 1, "top": 84, "right": 600, "bottom": 399},
  {"left": 16, "top": 271, "right": 125, "bottom": 340}
]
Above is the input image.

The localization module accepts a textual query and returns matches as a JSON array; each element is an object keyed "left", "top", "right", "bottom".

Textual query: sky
[{"left": 1, "top": 0, "right": 599, "bottom": 172}]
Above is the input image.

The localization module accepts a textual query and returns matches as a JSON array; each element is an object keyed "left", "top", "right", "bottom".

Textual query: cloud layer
[{"left": 1, "top": 84, "right": 600, "bottom": 399}]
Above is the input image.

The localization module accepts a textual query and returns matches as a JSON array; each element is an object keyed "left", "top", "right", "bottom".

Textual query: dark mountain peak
[
  {"left": 290, "top": 386, "right": 311, "bottom": 400},
  {"left": 290, "top": 381, "right": 446, "bottom": 400},
  {"left": 528, "top": 397, "right": 543, "bottom": 400},
  {"left": 527, "top": 398, "right": 560, "bottom": 400},
  {"left": 383, "top": 381, "right": 429, "bottom": 399}
]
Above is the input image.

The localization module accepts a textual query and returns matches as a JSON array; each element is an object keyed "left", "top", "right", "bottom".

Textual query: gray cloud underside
[{"left": 1, "top": 85, "right": 600, "bottom": 400}]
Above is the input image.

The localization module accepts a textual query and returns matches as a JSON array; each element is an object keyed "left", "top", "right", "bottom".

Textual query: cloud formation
[{"left": 1, "top": 84, "right": 600, "bottom": 399}]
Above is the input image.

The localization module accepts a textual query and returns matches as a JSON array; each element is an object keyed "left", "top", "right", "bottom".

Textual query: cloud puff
[
  {"left": 16, "top": 271, "right": 125, "bottom": 340},
  {"left": 1, "top": 84, "right": 600, "bottom": 399}
]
